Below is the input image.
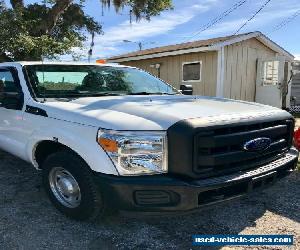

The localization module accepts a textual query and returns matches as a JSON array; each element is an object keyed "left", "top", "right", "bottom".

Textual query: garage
[{"left": 108, "top": 31, "right": 294, "bottom": 108}]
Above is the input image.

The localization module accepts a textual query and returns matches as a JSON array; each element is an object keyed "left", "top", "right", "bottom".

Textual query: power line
[
  {"left": 233, "top": 0, "right": 272, "bottom": 35},
  {"left": 123, "top": 40, "right": 156, "bottom": 51},
  {"left": 183, "top": 0, "right": 248, "bottom": 42},
  {"left": 271, "top": 9, "right": 300, "bottom": 33}
]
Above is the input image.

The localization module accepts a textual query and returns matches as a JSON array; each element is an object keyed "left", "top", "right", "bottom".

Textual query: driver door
[{"left": 0, "top": 67, "right": 26, "bottom": 159}]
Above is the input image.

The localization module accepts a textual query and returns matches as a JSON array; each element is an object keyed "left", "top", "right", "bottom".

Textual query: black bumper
[{"left": 94, "top": 148, "right": 298, "bottom": 215}]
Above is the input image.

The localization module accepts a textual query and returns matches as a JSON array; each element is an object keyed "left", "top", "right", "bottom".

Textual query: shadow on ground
[{"left": 0, "top": 150, "right": 299, "bottom": 250}]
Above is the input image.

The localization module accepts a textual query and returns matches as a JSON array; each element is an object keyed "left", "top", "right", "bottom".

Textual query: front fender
[{"left": 26, "top": 123, "right": 118, "bottom": 175}]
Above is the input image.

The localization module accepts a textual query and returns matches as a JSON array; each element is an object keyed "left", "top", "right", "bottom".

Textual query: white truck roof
[{"left": 0, "top": 61, "right": 128, "bottom": 68}]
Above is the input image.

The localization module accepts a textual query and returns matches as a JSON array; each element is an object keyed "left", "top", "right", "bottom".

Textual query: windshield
[{"left": 24, "top": 65, "right": 177, "bottom": 99}]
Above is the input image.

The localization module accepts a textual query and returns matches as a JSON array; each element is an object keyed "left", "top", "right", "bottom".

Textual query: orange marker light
[
  {"left": 98, "top": 138, "right": 118, "bottom": 152},
  {"left": 96, "top": 59, "right": 106, "bottom": 64}
]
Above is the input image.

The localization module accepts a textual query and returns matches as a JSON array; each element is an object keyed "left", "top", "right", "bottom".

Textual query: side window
[
  {"left": 262, "top": 60, "right": 279, "bottom": 86},
  {"left": 0, "top": 68, "right": 23, "bottom": 110},
  {"left": 182, "top": 61, "right": 202, "bottom": 82},
  {"left": 0, "top": 70, "right": 20, "bottom": 93}
]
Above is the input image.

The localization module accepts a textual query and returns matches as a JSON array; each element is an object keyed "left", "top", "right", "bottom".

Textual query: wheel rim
[{"left": 49, "top": 167, "right": 82, "bottom": 208}]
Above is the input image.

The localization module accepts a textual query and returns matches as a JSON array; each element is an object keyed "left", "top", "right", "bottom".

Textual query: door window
[
  {"left": 262, "top": 60, "right": 279, "bottom": 86},
  {"left": 0, "top": 68, "right": 23, "bottom": 110},
  {"left": 0, "top": 71, "right": 19, "bottom": 92}
]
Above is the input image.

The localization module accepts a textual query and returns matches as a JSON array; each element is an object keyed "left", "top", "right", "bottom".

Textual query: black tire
[{"left": 42, "top": 150, "right": 106, "bottom": 220}]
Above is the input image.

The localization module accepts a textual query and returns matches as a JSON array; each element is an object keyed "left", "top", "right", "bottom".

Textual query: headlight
[{"left": 97, "top": 129, "right": 168, "bottom": 176}]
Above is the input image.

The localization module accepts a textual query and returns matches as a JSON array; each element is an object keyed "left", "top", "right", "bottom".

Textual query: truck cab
[{"left": 0, "top": 62, "right": 298, "bottom": 220}]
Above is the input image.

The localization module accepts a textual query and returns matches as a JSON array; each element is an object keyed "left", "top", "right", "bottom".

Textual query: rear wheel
[{"left": 42, "top": 150, "right": 106, "bottom": 220}]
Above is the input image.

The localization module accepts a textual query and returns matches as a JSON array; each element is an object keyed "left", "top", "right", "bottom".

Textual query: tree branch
[
  {"left": 10, "top": 0, "right": 24, "bottom": 9},
  {"left": 44, "top": 0, "right": 73, "bottom": 34}
]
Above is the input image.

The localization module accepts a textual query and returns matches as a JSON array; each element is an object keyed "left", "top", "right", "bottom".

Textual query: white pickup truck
[{"left": 0, "top": 62, "right": 298, "bottom": 220}]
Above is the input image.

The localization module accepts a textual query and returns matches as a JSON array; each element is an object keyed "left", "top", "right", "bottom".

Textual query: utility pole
[
  {"left": 88, "top": 32, "right": 95, "bottom": 63},
  {"left": 138, "top": 42, "right": 142, "bottom": 51}
]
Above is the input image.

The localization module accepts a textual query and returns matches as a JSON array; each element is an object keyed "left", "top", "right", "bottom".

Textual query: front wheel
[{"left": 42, "top": 150, "right": 106, "bottom": 220}]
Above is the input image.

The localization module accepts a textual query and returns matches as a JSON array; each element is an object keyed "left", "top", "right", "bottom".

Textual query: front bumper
[{"left": 94, "top": 148, "right": 298, "bottom": 215}]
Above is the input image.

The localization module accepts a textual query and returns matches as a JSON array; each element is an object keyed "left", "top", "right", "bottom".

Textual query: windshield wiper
[
  {"left": 128, "top": 92, "right": 177, "bottom": 96},
  {"left": 82, "top": 92, "right": 126, "bottom": 97},
  {"left": 53, "top": 91, "right": 126, "bottom": 98}
]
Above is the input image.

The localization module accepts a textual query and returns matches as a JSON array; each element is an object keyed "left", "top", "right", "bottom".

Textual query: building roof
[{"left": 108, "top": 31, "right": 294, "bottom": 62}]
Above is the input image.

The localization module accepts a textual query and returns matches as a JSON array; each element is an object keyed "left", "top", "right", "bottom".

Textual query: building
[{"left": 108, "top": 31, "right": 294, "bottom": 108}]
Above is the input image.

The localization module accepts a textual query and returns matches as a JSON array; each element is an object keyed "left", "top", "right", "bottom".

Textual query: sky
[{"left": 4, "top": 0, "right": 300, "bottom": 60}]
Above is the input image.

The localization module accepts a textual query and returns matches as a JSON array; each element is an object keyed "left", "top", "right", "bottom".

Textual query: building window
[
  {"left": 262, "top": 60, "right": 279, "bottom": 86},
  {"left": 182, "top": 61, "right": 202, "bottom": 82}
]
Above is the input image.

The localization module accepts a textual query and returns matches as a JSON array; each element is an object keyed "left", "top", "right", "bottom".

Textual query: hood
[{"left": 35, "top": 95, "right": 290, "bottom": 130}]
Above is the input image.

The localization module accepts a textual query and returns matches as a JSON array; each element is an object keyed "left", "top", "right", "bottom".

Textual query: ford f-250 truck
[{"left": 0, "top": 62, "right": 298, "bottom": 220}]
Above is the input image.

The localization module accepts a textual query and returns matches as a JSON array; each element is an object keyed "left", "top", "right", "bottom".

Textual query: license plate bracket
[{"left": 248, "top": 171, "right": 277, "bottom": 191}]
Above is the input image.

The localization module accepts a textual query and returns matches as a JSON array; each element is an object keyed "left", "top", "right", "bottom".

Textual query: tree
[{"left": 0, "top": 0, "right": 172, "bottom": 61}]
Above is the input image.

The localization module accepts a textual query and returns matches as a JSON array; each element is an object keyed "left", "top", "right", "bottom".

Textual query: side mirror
[{"left": 180, "top": 84, "right": 193, "bottom": 95}]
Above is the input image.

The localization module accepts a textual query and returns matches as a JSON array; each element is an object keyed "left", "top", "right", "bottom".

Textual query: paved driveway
[{"left": 0, "top": 150, "right": 299, "bottom": 250}]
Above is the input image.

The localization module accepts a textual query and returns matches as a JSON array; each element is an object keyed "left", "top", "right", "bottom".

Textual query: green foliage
[
  {"left": 131, "top": 0, "right": 173, "bottom": 20},
  {"left": 0, "top": 2, "right": 100, "bottom": 61},
  {"left": 39, "top": 81, "right": 79, "bottom": 91},
  {"left": 102, "top": 0, "right": 173, "bottom": 20},
  {"left": 0, "top": 0, "right": 172, "bottom": 61}
]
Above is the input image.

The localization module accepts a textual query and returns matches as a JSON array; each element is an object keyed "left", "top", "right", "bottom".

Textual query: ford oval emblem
[{"left": 243, "top": 138, "right": 271, "bottom": 152}]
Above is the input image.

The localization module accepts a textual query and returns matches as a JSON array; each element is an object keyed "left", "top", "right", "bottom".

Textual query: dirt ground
[{"left": 0, "top": 149, "right": 299, "bottom": 250}]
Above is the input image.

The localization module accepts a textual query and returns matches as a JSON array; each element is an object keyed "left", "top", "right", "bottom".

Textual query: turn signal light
[{"left": 98, "top": 138, "right": 118, "bottom": 152}]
